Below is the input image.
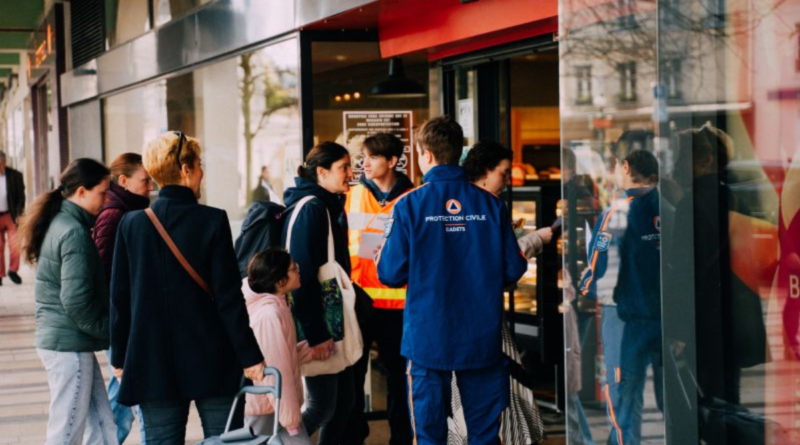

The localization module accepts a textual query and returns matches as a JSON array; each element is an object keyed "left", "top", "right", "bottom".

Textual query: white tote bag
[{"left": 285, "top": 196, "right": 363, "bottom": 376}]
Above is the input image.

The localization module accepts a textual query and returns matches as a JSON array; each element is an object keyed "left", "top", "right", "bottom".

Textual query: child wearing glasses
[{"left": 243, "top": 248, "right": 313, "bottom": 444}]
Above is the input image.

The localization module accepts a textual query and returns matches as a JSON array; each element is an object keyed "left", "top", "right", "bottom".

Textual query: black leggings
[{"left": 303, "top": 366, "right": 355, "bottom": 445}]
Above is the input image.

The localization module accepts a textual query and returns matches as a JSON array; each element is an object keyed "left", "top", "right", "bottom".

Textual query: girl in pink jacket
[{"left": 243, "top": 249, "right": 313, "bottom": 443}]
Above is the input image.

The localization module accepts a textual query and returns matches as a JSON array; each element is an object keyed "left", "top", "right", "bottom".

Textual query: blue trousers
[
  {"left": 601, "top": 306, "right": 624, "bottom": 445},
  {"left": 616, "top": 319, "right": 664, "bottom": 445},
  {"left": 406, "top": 360, "right": 508, "bottom": 445},
  {"left": 107, "top": 350, "right": 146, "bottom": 444}
]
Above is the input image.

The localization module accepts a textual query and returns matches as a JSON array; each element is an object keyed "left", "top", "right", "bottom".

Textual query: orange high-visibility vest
[{"left": 346, "top": 183, "right": 409, "bottom": 309}]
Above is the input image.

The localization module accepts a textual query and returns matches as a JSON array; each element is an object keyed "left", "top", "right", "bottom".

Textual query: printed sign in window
[{"left": 343, "top": 111, "right": 414, "bottom": 182}]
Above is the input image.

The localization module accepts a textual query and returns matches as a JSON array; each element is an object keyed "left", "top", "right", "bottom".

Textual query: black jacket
[
  {"left": 281, "top": 178, "right": 350, "bottom": 346},
  {"left": 110, "top": 185, "right": 263, "bottom": 406},
  {"left": 3, "top": 167, "right": 25, "bottom": 222}
]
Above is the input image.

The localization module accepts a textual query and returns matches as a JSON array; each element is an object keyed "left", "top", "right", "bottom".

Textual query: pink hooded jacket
[{"left": 242, "top": 279, "right": 312, "bottom": 435}]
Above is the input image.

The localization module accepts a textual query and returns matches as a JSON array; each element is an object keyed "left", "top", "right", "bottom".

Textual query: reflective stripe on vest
[
  {"left": 364, "top": 287, "right": 407, "bottom": 310},
  {"left": 346, "top": 183, "right": 408, "bottom": 309}
]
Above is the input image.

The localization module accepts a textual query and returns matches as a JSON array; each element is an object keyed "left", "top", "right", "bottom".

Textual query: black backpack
[{"left": 234, "top": 200, "right": 295, "bottom": 278}]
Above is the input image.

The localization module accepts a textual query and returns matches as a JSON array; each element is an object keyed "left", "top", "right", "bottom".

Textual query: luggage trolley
[{"left": 198, "top": 367, "right": 282, "bottom": 445}]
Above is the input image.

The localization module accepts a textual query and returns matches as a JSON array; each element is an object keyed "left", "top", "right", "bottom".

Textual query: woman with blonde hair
[{"left": 109, "top": 132, "right": 266, "bottom": 443}]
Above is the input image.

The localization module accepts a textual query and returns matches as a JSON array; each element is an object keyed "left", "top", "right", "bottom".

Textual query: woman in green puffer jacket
[{"left": 17, "top": 158, "right": 117, "bottom": 445}]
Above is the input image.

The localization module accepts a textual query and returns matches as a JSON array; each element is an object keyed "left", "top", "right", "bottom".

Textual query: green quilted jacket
[{"left": 34, "top": 200, "right": 109, "bottom": 352}]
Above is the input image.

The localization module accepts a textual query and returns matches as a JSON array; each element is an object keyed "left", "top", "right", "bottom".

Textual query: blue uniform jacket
[
  {"left": 578, "top": 187, "right": 663, "bottom": 322},
  {"left": 377, "top": 165, "right": 528, "bottom": 370}
]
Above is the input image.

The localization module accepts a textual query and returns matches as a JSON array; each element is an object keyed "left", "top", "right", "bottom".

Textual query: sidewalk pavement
[
  {"left": 0, "top": 263, "right": 397, "bottom": 445},
  {"left": 0, "top": 263, "right": 564, "bottom": 445}
]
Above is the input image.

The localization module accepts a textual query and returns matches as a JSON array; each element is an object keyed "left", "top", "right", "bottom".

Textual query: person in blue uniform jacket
[
  {"left": 376, "top": 116, "right": 528, "bottom": 445},
  {"left": 578, "top": 149, "right": 670, "bottom": 445}
]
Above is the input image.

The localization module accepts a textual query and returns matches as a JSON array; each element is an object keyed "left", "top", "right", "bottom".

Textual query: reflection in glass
[
  {"left": 311, "top": 41, "right": 429, "bottom": 183},
  {"left": 104, "top": 0, "right": 151, "bottom": 48},
  {"left": 561, "top": 0, "right": 800, "bottom": 443},
  {"left": 104, "top": 38, "right": 301, "bottom": 233},
  {"left": 154, "top": 0, "right": 212, "bottom": 26}
]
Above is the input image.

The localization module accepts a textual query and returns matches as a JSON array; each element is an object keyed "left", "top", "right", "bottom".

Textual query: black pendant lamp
[{"left": 370, "top": 57, "right": 426, "bottom": 99}]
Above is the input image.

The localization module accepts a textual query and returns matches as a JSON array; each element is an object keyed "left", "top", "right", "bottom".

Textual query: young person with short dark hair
[
  {"left": 342, "top": 133, "right": 414, "bottom": 445},
  {"left": 377, "top": 116, "right": 528, "bottom": 445},
  {"left": 243, "top": 248, "right": 313, "bottom": 445}
]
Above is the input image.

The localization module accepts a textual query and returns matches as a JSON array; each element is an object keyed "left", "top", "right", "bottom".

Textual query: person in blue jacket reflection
[
  {"left": 377, "top": 116, "right": 528, "bottom": 445},
  {"left": 579, "top": 149, "right": 669, "bottom": 445}
]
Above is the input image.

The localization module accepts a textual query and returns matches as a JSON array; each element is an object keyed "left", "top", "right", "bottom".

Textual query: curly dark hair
[
  {"left": 247, "top": 248, "right": 293, "bottom": 294},
  {"left": 462, "top": 141, "right": 513, "bottom": 183}
]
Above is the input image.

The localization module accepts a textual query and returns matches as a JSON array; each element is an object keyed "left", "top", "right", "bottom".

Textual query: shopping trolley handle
[
  {"left": 222, "top": 366, "right": 283, "bottom": 439},
  {"left": 237, "top": 366, "right": 282, "bottom": 399}
]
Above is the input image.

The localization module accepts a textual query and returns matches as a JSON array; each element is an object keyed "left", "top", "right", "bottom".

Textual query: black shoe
[
  {"left": 8, "top": 271, "right": 21, "bottom": 285},
  {"left": 0, "top": 278, "right": 3, "bottom": 286}
]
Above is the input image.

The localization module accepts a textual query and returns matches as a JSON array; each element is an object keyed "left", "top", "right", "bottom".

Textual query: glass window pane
[
  {"left": 311, "top": 41, "right": 430, "bottom": 183},
  {"left": 561, "top": 0, "right": 800, "bottom": 442},
  {"left": 560, "top": 0, "right": 663, "bottom": 443},
  {"left": 105, "top": 0, "right": 151, "bottom": 48},
  {"left": 103, "top": 38, "right": 301, "bottom": 233},
  {"left": 154, "top": 0, "right": 213, "bottom": 27}
]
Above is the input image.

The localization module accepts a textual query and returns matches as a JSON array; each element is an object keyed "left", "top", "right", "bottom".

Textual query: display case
[
  {"left": 506, "top": 192, "right": 540, "bottom": 320},
  {"left": 507, "top": 184, "right": 565, "bottom": 409}
]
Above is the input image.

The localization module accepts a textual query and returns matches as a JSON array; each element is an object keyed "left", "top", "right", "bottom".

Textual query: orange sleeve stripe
[
  {"left": 606, "top": 383, "right": 624, "bottom": 445},
  {"left": 582, "top": 196, "right": 634, "bottom": 293}
]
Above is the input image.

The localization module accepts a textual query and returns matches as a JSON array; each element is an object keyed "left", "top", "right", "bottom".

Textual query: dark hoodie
[
  {"left": 93, "top": 182, "right": 150, "bottom": 286},
  {"left": 359, "top": 171, "right": 414, "bottom": 205},
  {"left": 281, "top": 177, "right": 351, "bottom": 346}
]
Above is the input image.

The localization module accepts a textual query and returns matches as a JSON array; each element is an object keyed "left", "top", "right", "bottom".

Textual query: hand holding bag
[{"left": 285, "top": 196, "right": 363, "bottom": 376}]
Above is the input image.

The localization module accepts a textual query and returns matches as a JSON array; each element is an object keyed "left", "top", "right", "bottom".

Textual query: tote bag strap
[
  {"left": 285, "top": 195, "right": 317, "bottom": 250},
  {"left": 144, "top": 208, "right": 213, "bottom": 298},
  {"left": 285, "top": 196, "right": 337, "bottom": 264}
]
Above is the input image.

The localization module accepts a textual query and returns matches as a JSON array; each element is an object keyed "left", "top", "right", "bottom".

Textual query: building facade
[{"left": 0, "top": 0, "right": 797, "bottom": 443}]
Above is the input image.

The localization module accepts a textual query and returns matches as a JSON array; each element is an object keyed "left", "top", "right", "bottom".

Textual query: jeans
[
  {"left": 303, "top": 367, "right": 355, "bottom": 445},
  {"left": 601, "top": 305, "right": 624, "bottom": 445},
  {"left": 139, "top": 397, "right": 232, "bottom": 445},
  {"left": 107, "top": 349, "right": 145, "bottom": 444},
  {"left": 617, "top": 319, "right": 664, "bottom": 445},
  {"left": 37, "top": 349, "right": 118, "bottom": 445},
  {"left": 246, "top": 414, "right": 312, "bottom": 445}
]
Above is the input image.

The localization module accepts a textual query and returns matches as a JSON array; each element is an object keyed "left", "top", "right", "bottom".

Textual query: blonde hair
[{"left": 143, "top": 132, "right": 202, "bottom": 186}]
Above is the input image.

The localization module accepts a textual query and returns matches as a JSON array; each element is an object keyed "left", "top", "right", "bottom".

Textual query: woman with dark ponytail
[
  {"left": 281, "top": 142, "right": 355, "bottom": 445},
  {"left": 18, "top": 158, "right": 118, "bottom": 444}
]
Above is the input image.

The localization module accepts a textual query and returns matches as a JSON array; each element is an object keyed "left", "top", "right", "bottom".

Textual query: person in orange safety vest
[{"left": 342, "top": 133, "right": 414, "bottom": 445}]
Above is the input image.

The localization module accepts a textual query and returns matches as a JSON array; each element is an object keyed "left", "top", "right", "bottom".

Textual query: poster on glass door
[{"left": 343, "top": 111, "right": 414, "bottom": 183}]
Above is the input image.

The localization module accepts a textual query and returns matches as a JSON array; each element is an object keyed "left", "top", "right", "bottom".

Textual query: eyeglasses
[{"left": 174, "top": 131, "right": 185, "bottom": 170}]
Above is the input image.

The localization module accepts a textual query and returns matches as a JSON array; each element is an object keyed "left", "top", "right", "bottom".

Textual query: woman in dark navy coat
[{"left": 110, "top": 132, "right": 266, "bottom": 443}]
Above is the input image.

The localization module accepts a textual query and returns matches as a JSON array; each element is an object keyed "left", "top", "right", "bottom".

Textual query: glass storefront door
[
  {"left": 560, "top": 0, "right": 800, "bottom": 443},
  {"left": 442, "top": 40, "right": 566, "bottom": 416}
]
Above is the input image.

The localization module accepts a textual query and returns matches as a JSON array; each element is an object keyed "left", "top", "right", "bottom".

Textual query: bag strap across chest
[{"left": 145, "top": 208, "right": 213, "bottom": 298}]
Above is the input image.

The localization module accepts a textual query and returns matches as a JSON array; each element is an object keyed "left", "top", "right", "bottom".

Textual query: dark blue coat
[
  {"left": 281, "top": 178, "right": 351, "bottom": 347},
  {"left": 377, "top": 165, "right": 527, "bottom": 370},
  {"left": 110, "top": 185, "right": 263, "bottom": 406}
]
